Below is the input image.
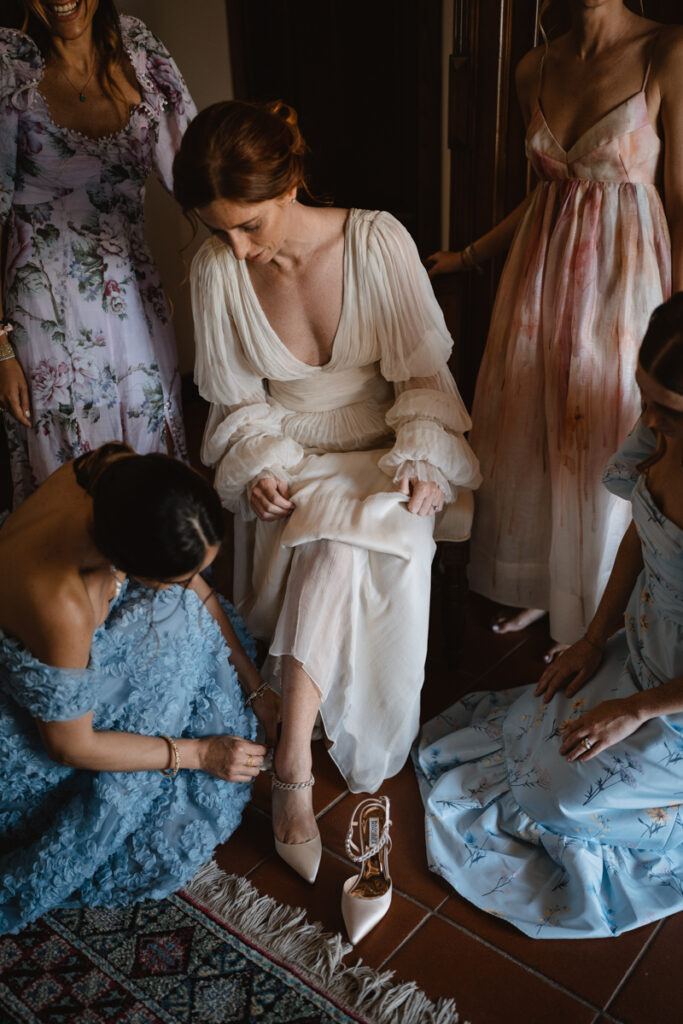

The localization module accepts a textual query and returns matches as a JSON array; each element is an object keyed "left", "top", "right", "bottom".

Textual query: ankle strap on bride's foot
[{"left": 271, "top": 772, "right": 315, "bottom": 791}]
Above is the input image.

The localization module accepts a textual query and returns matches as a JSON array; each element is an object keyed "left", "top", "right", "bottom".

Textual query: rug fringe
[{"left": 184, "top": 860, "right": 462, "bottom": 1024}]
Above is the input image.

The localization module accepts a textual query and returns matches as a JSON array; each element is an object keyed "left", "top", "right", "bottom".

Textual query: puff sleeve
[
  {"left": 191, "top": 240, "right": 304, "bottom": 517},
  {"left": 0, "top": 28, "right": 43, "bottom": 226},
  {"left": 363, "top": 212, "right": 481, "bottom": 501},
  {"left": 119, "top": 16, "right": 197, "bottom": 191},
  {"left": 602, "top": 419, "right": 657, "bottom": 500}
]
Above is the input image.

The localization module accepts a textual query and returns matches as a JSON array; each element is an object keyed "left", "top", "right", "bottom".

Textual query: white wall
[{"left": 120, "top": 0, "right": 233, "bottom": 374}]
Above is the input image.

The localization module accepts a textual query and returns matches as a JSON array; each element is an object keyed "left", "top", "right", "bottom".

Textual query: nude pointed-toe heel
[
  {"left": 341, "top": 795, "right": 392, "bottom": 945},
  {"left": 272, "top": 773, "right": 322, "bottom": 884}
]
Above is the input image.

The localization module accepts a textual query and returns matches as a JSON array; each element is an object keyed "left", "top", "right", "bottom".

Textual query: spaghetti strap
[
  {"left": 536, "top": 48, "right": 547, "bottom": 106},
  {"left": 641, "top": 29, "right": 663, "bottom": 92}
]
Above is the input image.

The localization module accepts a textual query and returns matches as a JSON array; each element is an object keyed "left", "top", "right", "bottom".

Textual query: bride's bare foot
[
  {"left": 491, "top": 607, "right": 547, "bottom": 634},
  {"left": 272, "top": 756, "right": 318, "bottom": 846},
  {"left": 543, "top": 641, "right": 570, "bottom": 665}
]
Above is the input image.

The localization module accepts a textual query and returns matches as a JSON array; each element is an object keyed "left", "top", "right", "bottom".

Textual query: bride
[{"left": 173, "top": 98, "right": 481, "bottom": 882}]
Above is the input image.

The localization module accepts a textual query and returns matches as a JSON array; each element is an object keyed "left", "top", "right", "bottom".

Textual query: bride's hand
[
  {"left": 250, "top": 477, "right": 295, "bottom": 521},
  {"left": 398, "top": 477, "right": 445, "bottom": 516}
]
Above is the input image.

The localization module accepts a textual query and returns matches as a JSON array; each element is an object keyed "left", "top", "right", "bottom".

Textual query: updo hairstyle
[
  {"left": 172, "top": 99, "right": 308, "bottom": 214},
  {"left": 75, "top": 444, "right": 225, "bottom": 581},
  {"left": 639, "top": 292, "right": 683, "bottom": 397},
  {"left": 637, "top": 292, "right": 683, "bottom": 470}
]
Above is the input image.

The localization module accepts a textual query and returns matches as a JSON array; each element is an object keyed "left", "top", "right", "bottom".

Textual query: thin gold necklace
[{"left": 58, "top": 62, "right": 96, "bottom": 103}]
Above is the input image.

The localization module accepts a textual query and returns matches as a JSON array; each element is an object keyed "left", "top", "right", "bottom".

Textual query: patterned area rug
[{"left": 0, "top": 864, "right": 460, "bottom": 1024}]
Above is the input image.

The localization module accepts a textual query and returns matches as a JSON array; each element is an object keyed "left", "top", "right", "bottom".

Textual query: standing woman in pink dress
[{"left": 430, "top": 0, "right": 683, "bottom": 658}]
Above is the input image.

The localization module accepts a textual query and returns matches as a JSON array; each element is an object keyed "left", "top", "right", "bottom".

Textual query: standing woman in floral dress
[{"left": 0, "top": 0, "right": 195, "bottom": 504}]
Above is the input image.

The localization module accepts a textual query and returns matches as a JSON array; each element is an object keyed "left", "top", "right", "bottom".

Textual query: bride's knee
[{"left": 295, "top": 538, "right": 354, "bottom": 575}]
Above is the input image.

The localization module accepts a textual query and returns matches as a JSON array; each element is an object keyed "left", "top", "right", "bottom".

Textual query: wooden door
[{"left": 224, "top": 0, "right": 443, "bottom": 253}]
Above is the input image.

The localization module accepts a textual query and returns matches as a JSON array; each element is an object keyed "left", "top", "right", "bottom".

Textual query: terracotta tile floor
[
  {"left": 0, "top": 399, "right": 672, "bottom": 1024},
  {"left": 214, "top": 599, "right": 668, "bottom": 1024},
  {"left": 185, "top": 398, "right": 672, "bottom": 1024}
]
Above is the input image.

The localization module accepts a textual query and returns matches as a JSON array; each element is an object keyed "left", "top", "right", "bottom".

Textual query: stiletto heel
[
  {"left": 341, "top": 795, "right": 392, "bottom": 944},
  {"left": 271, "top": 773, "right": 322, "bottom": 884}
]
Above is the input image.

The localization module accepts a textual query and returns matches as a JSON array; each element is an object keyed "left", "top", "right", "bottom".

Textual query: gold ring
[
  {"left": 582, "top": 737, "right": 592, "bottom": 750},
  {"left": 247, "top": 755, "right": 255, "bottom": 767}
]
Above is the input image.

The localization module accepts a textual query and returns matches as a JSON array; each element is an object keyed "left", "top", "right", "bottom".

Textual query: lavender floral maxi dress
[{"left": 0, "top": 17, "right": 195, "bottom": 504}]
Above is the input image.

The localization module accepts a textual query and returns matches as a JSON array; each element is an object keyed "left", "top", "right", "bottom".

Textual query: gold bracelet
[
  {"left": 245, "top": 680, "right": 272, "bottom": 708},
  {"left": 0, "top": 341, "right": 15, "bottom": 362},
  {"left": 463, "top": 243, "right": 484, "bottom": 275},
  {"left": 582, "top": 633, "right": 605, "bottom": 653},
  {"left": 160, "top": 733, "right": 180, "bottom": 777}
]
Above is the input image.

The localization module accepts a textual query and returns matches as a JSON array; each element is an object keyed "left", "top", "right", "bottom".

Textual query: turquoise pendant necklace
[{"left": 58, "top": 62, "right": 96, "bottom": 103}]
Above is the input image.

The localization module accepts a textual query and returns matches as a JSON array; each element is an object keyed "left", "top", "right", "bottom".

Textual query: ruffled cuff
[
  {"left": 385, "top": 388, "right": 472, "bottom": 434},
  {"left": 387, "top": 460, "right": 454, "bottom": 503},
  {"left": 378, "top": 419, "right": 482, "bottom": 499},
  {"left": 213, "top": 437, "right": 304, "bottom": 518}
]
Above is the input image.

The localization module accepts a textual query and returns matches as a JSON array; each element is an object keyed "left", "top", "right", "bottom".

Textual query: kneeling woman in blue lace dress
[
  {"left": 415, "top": 294, "right": 683, "bottom": 938},
  {"left": 0, "top": 443, "right": 278, "bottom": 934}
]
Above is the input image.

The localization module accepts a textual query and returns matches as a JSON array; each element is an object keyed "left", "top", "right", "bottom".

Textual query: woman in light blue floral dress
[
  {"left": 414, "top": 295, "right": 683, "bottom": 938},
  {"left": 0, "top": 1, "right": 195, "bottom": 504},
  {"left": 0, "top": 443, "right": 279, "bottom": 935}
]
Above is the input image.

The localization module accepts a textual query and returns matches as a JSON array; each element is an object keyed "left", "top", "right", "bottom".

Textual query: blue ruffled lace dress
[
  {"left": 0, "top": 580, "right": 256, "bottom": 935},
  {"left": 414, "top": 421, "right": 683, "bottom": 938}
]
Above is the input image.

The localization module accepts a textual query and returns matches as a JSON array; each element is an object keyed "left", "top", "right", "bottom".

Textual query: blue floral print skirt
[{"left": 414, "top": 631, "right": 683, "bottom": 939}]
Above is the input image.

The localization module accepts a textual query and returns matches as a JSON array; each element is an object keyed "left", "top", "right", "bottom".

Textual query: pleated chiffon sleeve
[
  {"left": 362, "top": 212, "right": 481, "bottom": 499},
  {"left": 191, "top": 239, "right": 304, "bottom": 516}
]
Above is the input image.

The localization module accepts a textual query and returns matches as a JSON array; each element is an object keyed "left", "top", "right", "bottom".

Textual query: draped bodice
[
  {"left": 526, "top": 92, "right": 662, "bottom": 184},
  {"left": 268, "top": 362, "right": 392, "bottom": 413}
]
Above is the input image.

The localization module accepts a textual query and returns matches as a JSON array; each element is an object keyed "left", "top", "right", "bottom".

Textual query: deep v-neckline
[
  {"left": 535, "top": 88, "right": 647, "bottom": 156},
  {"left": 242, "top": 208, "right": 353, "bottom": 371}
]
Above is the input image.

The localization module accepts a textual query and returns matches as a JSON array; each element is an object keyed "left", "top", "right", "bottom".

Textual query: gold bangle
[
  {"left": 245, "top": 680, "right": 272, "bottom": 708},
  {"left": 463, "top": 243, "right": 484, "bottom": 274},
  {"left": 0, "top": 341, "right": 15, "bottom": 362},
  {"left": 160, "top": 733, "right": 180, "bottom": 777}
]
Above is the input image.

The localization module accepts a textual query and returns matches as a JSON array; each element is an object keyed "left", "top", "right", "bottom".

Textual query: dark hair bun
[{"left": 89, "top": 451, "right": 225, "bottom": 581}]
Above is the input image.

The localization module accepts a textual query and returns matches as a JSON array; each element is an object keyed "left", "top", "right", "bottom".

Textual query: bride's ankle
[{"left": 273, "top": 750, "right": 313, "bottom": 784}]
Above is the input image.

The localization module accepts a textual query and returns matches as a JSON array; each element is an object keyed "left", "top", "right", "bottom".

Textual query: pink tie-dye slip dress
[{"left": 468, "top": 66, "right": 671, "bottom": 645}]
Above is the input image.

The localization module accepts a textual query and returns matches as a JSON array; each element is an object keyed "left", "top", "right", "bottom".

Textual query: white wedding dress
[{"left": 191, "top": 208, "right": 481, "bottom": 792}]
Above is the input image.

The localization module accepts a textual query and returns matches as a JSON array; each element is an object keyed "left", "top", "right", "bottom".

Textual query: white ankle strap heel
[
  {"left": 271, "top": 772, "right": 322, "bottom": 884},
  {"left": 341, "top": 795, "right": 392, "bottom": 944}
]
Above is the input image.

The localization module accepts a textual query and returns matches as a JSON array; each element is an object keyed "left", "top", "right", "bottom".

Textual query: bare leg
[
  {"left": 491, "top": 607, "right": 547, "bottom": 633},
  {"left": 272, "top": 655, "right": 321, "bottom": 845}
]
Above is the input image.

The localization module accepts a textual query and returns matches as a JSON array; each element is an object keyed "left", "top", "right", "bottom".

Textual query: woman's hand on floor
[
  {"left": 398, "top": 477, "right": 445, "bottom": 516},
  {"left": 250, "top": 477, "right": 295, "bottom": 521},
  {"left": 534, "top": 637, "right": 604, "bottom": 703},
  {"left": 198, "top": 735, "right": 268, "bottom": 782},
  {"left": 559, "top": 698, "right": 644, "bottom": 761}
]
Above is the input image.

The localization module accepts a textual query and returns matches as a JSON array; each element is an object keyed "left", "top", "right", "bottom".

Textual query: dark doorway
[{"left": 225, "top": 0, "right": 443, "bottom": 255}]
